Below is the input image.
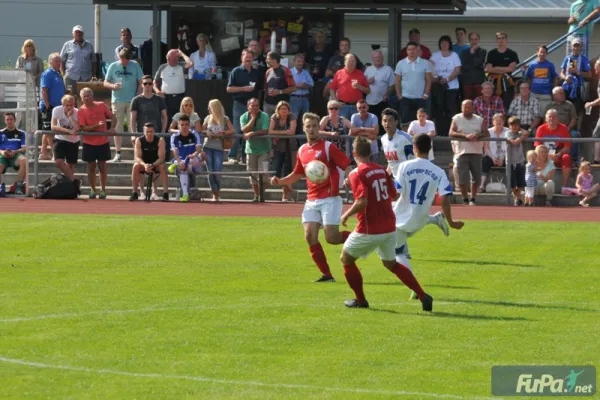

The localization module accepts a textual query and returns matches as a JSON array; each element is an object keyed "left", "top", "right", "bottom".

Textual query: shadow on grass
[
  {"left": 364, "top": 282, "right": 478, "bottom": 290},
  {"left": 369, "top": 308, "right": 529, "bottom": 321},
  {"left": 440, "top": 298, "right": 600, "bottom": 313},
  {"left": 419, "top": 258, "right": 543, "bottom": 268}
]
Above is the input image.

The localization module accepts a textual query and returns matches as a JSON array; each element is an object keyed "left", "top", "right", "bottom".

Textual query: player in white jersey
[
  {"left": 393, "top": 133, "right": 464, "bottom": 298},
  {"left": 380, "top": 108, "right": 450, "bottom": 258}
]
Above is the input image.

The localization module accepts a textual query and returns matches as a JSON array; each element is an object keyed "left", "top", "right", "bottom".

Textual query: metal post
[
  {"left": 258, "top": 173, "right": 265, "bottom": 202},
  {"left": 387, "top": 8, "right": 402, "bottom": 68},
  {"left": 33, "top": 131, "right": 40, "bottom": 188},
  {"left": 152, "top": 4, "right": 161, "bottom": 76},
  {"left": 505, "top": 146, "right": 512, "bottom": 206}
]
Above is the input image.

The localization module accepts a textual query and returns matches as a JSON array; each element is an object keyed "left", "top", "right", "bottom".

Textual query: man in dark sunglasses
[{"left": 130, "top": 75, "right": 168, "bottom": 139}]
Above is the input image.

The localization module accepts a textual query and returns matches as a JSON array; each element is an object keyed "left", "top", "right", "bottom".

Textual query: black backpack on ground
[{"left": 34, "top": 173, "right": 80, "bottom": 199}]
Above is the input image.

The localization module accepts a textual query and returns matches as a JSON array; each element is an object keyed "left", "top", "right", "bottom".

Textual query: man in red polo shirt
[
  {"left": 78, "top": 87, "right": 116, "bottom": 199},
  {"left": 329, "top": 53, "right": 370, "bottom": 121},
  {"left": 535, "top": 108, "right": 572, "bottom": 188}
]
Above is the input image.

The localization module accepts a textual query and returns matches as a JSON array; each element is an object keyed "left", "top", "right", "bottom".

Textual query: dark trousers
[
  {"left": 462, "top": 83, "right": 482, "bottom": 101},
  {"left": 398, "top": 97, "right": 427, "bottom": 126},
  {"left": 431, "top": 85, "right": 458, "bottom": 137},
  {"left": 165, "top": 93, "right": 185, "bottom": 124},
  {"left": 368, "top": 101, "right": 388, "bottom": 136}
]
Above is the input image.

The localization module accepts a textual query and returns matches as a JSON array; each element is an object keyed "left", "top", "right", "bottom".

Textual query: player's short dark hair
[
  {"left": 455, "top": 27, "right": 467, "bottom": 34},
  {"left": 4, "top": 112, "right": 16, "bottom": 119},
  {"left": 178, "top": 114, "right": 190, "bottom": 123},
  {"left": 353, "top": 136, "right": 372, "bottom": 159},
  {"left": 267, "top": 51, "right": 281, "bottom": 63},
  {"left": 413, "top": 133, "right": 431, "bottom": 154},
  {"left": 381, "top": 107, "right": 398, "bottom": 122},
  {"left": 406, "top": 41, "right": 419, "bottom": 49},
  {"left": 143, "top": 122, "right": 155, "bottom": 130}
]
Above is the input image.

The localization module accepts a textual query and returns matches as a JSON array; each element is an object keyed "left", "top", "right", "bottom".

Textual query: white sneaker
[
  {"left": 112, "top": 153, "right": 122, "bottom": 162},
  {"left": 150, "top": 192, "right": 161, "bottom": 201},
  {"left": 434, "top": 212, "right": 450, "bottom": 237}
]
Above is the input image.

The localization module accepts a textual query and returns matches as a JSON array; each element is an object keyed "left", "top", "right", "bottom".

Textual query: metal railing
[
  {"left": 28, "top": 130, "right": 600, "bottom": 205},
  {"left": 511, "top": 16, "right": 600, "bottom": 78}
]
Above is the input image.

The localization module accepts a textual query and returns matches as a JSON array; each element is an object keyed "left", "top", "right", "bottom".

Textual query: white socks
[{"left": 179, "top": 173, "right": 189, "bottom": 195}]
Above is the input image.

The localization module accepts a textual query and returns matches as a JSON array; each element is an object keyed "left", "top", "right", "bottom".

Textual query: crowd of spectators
[{"left": 2, "top": 7, "right": 600, "bottom": 205}]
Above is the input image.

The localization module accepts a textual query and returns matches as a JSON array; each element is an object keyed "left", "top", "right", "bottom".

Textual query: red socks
[
  {"left": 309, "top": 243, "right": 332, "bottom": 278},
  {"left": 391, "top": 262, "right": 425, "bottom": 299},
  {"left": 343, "top": 263, "right": 366, "bottom": 303},
  {"left": 341, "top": 231, "right": 352, "bottom": 243}
]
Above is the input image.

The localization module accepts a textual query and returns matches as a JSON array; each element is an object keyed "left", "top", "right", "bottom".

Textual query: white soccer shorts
[
  {"left": 343, "top": 231, "right": 396, "bottom": 261},
  {"left": 301, "top": 196, "right": 343, "bottom": 226}
]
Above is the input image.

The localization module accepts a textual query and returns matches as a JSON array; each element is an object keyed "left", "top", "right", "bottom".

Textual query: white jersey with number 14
[{"left": 394, "top": 158, "right": 453, "bottom": 233}]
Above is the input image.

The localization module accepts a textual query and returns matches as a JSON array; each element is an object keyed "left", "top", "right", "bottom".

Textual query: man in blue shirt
[
  {"left": 104, "top": 48, "right": 143, "bottom": 162},
  {"left": 226, "top": 49, "right": 262, "bottom": 164},
  {"left": 0, "top": 112, "right": 27, "bottom": 196},
  {"left": 290, "top": 54, "right": 314, "bottom": 134},
  {"left": 168, "top": 115, "right": 203, "bottom": 202},
  {"left": 453, "top": 27, "right": 470, "bottom": 55},
  {"left": 560, "top": 39, "right": 591, "bottom": 109},
  {"left": 39, "top": 52, "right": 66, "bottom": 160},
  {"left": 526, "top": 45, "right": 559, "bottom": 112},
  {"left": 350, "top": 100, "right": 379, "bottom": 161}
]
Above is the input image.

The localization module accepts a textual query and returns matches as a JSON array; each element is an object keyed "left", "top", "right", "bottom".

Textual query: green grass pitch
[{"left": 1, "top": 214, "right": 598, "bottom": 399}]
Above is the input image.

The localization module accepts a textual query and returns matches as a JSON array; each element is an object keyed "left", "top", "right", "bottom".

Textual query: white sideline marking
[
  {"left": 0, "top": 302, "right": 453, "bottom": 323},
  {"left": 0, "top": 356, "right": 496, "bottom": 399}
]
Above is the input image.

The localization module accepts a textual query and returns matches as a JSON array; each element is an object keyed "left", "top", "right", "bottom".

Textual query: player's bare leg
[
  {"left": 304, "top": 222, "right": 335, "bottom": 282},
  {"left": 323, "top": 225, "right": 351, "bottom": 245},
  {"left": 340, "top": 250, "right": 368, "bottom": 308}
]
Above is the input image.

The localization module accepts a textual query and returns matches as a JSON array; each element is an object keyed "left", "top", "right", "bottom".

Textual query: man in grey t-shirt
[{"left": 130, "top": 75, "right": 168, "bottom": 135}]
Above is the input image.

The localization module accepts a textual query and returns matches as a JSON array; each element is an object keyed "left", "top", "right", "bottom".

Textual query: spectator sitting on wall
[
  {"left": 407, "top": 107, "right": 436, "bottom": 162},
  {"left": 39, "top": 52, "right": 66, "bottom": 160},
  {"left": 507, "top": 81, "right": 542, "bottom": 137},
  {"left": 0, "top": 112, "right": 27, "bottom": 196},
  {"left": 547, "top": 86, "right": 581, "bottom": 165},
  {"left": 399, "top": 28, "right": 432, "bottom": 60},
  {"left": 535, "top": 108, "right": 573, "bottom": 189},
  {"left": 481, "top": 113, "right": 508, "bottom": 191},
  {"left": 449, "top": 99, "right": 488, "bottom": 206},
  {"left": 153, "top": 49, "right": 193, "bottom": 122},
  {"left": 168, "top": 115, "right": 203, "bottom": 203},
  {"left": 485, "top": 31, "right": 519, "bottom": 112},
  {"left": 114, "top": 27, "right": 140, "bottom": 63},
  {"left": 50, "top": 95, "right": 80, "bottom": 182},
  {"left": 305, "top": 29, "right": 334, "bottom": 80},
  {"left": 169, "top": 96, "right": 200, "bottom": 132},
  {"left": 459, "top": 32, "right": 487, "bottom": 100},
  {"left": 453, "top": 27, "right": 470, "bottom": 55},
  {"left": 560, "top": 38, "right": 591, "bottom": 110},
  {"left": 473, "top": 81, "right": 505, "bottom": 128},
  {"left": 534, "top": 144, "right": 556, "bottom": 207},
  {"left": 189, "top": 34, "right": 217, "bottom": 79},
  {"left": 104, "top": 48, "right": 143, "bottom": 162},
  {"left": 60, "top": 25, "right": 97, "bottom": 89},
  {"left": 525, "top": 45, "right": 559, "bottom": 112},
  {"left": 139, "top": 25, "right": 168, "bottom": 76},
  {"left": 130, "top": 122, "right": 169, "bottom": 202}
]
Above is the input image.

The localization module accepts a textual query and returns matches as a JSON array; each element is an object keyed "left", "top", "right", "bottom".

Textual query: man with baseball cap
[{"left": 60, "top": 25, "right": 97, "bottom": 89}]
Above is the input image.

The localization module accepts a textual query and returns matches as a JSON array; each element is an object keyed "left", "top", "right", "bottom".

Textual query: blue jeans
[
  {"left": 204, "top": 147, "right": 224, "bottom": 192},
  {"left": 228, "top": 101, "right": 247, "bottom": 160},
  {"left": 340, "top": 104, "right": 355, "bottom": 121},
  {"left": 290, "top": 96, "right": 310, "bottom": 134},
  {"left": 570, "top": 130, "right": 581, "bottom": 165}
]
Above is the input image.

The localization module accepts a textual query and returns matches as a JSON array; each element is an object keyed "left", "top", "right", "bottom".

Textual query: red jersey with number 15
[
  {"left": 294, "top": 139, "right": 351, "bottom": 200},
  {"left": 349, "top": 162, "right": 397, "bottom": 234}
]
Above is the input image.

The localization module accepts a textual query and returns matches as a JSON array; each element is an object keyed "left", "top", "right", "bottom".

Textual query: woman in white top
[
  {"left": 169, "top": 97, "right": 201, "bottom": 132},
  {"left": 407, "top": 108, "right": 436, "bottom": 161},
  {"left": 188, "top": 34, "right": 217, "bottom": 79},
  {"left": 430, "top": 35, "right": 462, "bottom": 137},
  {"left": 50, "top": 94, "right": 80, "bottom": 181},
  {"left": 481, "top": 113, "right": 509, "bottom": 191}
]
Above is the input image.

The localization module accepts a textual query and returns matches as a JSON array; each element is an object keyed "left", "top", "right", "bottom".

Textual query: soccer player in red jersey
[
  {"left": 339, "top": 136, "right": 434, "bottom": 311},
  {"left": 271, "top": 113, "right": 353, "bottom": 282}
]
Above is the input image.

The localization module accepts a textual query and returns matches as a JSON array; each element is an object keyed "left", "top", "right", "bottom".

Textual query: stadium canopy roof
[{"left": 93, "top": 0, "right": 466, "bottom": 14}]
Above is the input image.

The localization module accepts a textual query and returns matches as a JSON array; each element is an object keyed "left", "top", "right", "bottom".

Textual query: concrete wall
[
  {"left": 344, "top": 18, "right": 600, "bottom": 68},
  {"left": 0, "top": 0, "right": 166, "bottom": 66}
]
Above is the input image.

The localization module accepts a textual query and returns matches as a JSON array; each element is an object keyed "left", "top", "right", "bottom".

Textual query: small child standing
[
  {"left": 506, "top": 117, "right": 527, "bottom": 206},
  {"left": 525, "top": 150, "right": 539, "bottom": 206},
  {"left": 577, "top": 161, "right": 600, "bottom": 207}
]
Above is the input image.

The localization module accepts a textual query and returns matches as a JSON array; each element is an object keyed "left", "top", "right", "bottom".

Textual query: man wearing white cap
[{"left": 60, "top": 25, "right": 97, "bottom": 89}]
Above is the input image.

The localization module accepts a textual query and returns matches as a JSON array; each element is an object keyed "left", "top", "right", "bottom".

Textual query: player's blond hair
[{"left": 302, "top": 112, "right": 320, "bottom": 124}]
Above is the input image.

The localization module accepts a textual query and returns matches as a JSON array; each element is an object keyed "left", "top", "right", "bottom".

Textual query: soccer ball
[{"left": 305, "top": 160, "right": 329, "bottom": 184}]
